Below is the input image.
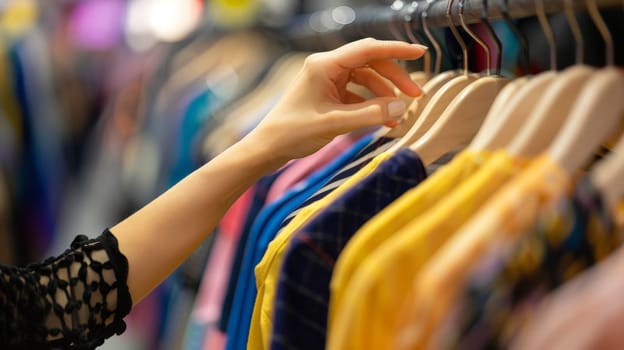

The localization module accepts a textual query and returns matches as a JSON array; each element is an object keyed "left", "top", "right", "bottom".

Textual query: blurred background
[{"left": 0, "top": 0, "right": 623, "bottom": 349}]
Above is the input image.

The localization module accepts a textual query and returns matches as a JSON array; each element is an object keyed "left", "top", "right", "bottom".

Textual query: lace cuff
[{"left": 0, "top": 229, "right": 132, "bottom": 350}]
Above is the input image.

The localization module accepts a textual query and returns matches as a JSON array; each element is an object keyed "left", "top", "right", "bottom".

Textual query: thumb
[{"left": 328, "top": 97, "right": 407, "bottom": 133}]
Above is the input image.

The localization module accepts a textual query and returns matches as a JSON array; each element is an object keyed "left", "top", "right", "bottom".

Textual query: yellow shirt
[
  {"left": 327, "top": 151, "right": 528, "bottom": 350},
  {"left": 398, "top": 155, "right": 571, "bottom": 350},
  {"left": 328, "top": 150, "right": 492, "bottom": 330},
  {"left": 247, "top": 151, "right": 394, "bottom": 350}
]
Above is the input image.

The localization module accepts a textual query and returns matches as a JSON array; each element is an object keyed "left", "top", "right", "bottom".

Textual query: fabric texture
[
  {"left": 328, "top": 150, "right": 492, "bottom": 331},
  {"left": 443, "top": 175, "right": 622, "bottom": 350},
  {"left": 0, "top": 230, "right": 131, "bottom": 350},
  {"left": 280, "top": 137, "right": 396, "bottom": 226},
  {"left": 270, "top": 149, "right": 427, "bottom": 350},
  {"left": 399, "top": 155, "right": 571, "bottom": 349},
  {"left": 219, "top": 169, "right": 286, "bottom": 334},
  {"left": 248, "top": 150, "right": 395, "bottom": 350},
  {"left": 327, "top": 151, "right": 527, "bottom": 350},
  {"left": 511, "top": 233, "right": 624, "bottom": 349},
  {"left": 266, "top": 134, "right": 356, "bottom": 203},
  {"left": 225, "top": 135, "right": 394, "bottom": 350}
]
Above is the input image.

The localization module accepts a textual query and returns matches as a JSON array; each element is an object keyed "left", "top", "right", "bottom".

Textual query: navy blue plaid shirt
[{"left": 270, "top": 149, "right": 428, "bottom": 350}]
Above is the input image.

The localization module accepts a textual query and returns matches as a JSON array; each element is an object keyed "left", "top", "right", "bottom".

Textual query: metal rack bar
[{"left": 285, "top": 0, "right": 621, "bottom": 49}]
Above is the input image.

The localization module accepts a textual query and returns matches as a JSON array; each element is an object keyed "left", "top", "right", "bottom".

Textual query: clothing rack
[{"left": 285, "top": 0, "right": 622, "bottom": 50}]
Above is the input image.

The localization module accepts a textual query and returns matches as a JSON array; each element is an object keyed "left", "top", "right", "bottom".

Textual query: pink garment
[
  {"left": 204, "top": 329, "right": 227, "bottom": 350},
  {"left": 266, "top": 134, "right": 357, "bottom": 203},
  {"left": 512, "top": 245, "right": 624, "bottom": 350},
  {"left": 187, "top": 186, "right": 255, "bottom": 349}
]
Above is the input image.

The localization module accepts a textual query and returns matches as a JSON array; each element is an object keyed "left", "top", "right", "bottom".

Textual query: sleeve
[{"left": 0, "top": 229, "right": 132, "bottom": 350}]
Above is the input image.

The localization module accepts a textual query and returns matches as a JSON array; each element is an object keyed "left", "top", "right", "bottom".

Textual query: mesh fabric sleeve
[{"left": 0, "top": 229, "right": 132, "bottom": 350}]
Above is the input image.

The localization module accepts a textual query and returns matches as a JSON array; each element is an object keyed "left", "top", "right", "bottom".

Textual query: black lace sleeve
[{"left": 0, "top": 230, "right": 132, "bottom": 350}]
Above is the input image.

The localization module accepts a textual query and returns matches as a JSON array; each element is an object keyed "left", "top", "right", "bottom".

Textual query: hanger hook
[
  {"left": 480, "top": 0, "right": 502, "bottom": 75},
  {"left": 422, "top": 0, "right": 443, "bottom": 74},
  {"left": 564, "top": 0, "right": 584, "bottom": 64},
  {"left": 586, "top": 0, "right": 614, "bottom": 66},
  {"left": 502, "top": 0, "right": 529, "bottom": 75},
  {"left": 536, "top": 0, "right": 557, "bottom": 70},
  {"left": 458, "top": 0, "right": 491, "bottom": 75},
  {"left": 446, "top": 0, "right": 469, "bottom": 75},
  {"left": 402, "top": 2, "right": 432, "bottom": 75}
]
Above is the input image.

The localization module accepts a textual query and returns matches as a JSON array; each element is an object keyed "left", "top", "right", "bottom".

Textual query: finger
[
  {"left": 349, "top": 68, "right": 396, "bottom": 98},
  {"left": 332, "top": 38, "right": 427, "bottom": 70},
  {"left": 327, "top": 97, "right": 408, "bottom": 133},
  {"left": 344, "top": 90, "right": 366, "bottom": 103},
  {"left": 368, "top": 59, "right": 423, "bottom": 97}
]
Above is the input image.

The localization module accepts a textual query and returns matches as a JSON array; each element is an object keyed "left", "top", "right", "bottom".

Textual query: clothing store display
[
  {"left": 329, "top": 150, "right": 493, "bottom": 327},
  {"left": 248, "top": 149, "right": 395, "bottom": 350},
  {"left": 270, "top": 149, "right": 427, "bottom": 350},
  {"left": 225, "top": 135, "right": 395, "bottom": 350},
  {"left": 2, "top": 1, "right": 624, "bottom": 349},
  {"left": 439, "top": 176, "right": 622, "bottom": 350},
  {"left": 327, "top": 151, "right": 529, "bottom": 350},
  {"left": 219, "top": 169, "right": 286, "bottom": 341},
  {"left": 265, "top": 134, "right": 358, "bottom": 203},
  {"left": 184, "top": 187, "right": 255, "bottom": 350},
  {"left": 281, "top": 137, "right": 396, "bottom": 225},
  {"left": 398, "top": 155, "right": 573, "bottom": 349}
]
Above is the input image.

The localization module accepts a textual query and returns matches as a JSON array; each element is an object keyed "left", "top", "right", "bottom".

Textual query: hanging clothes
[{"left": 269, "top": 148, "right": 427, "bottom": 350}]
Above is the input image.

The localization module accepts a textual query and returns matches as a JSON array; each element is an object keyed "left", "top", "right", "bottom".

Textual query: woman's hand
[
  {"left": 244, "top": 38, "right": 427, "bottom": 163},
  {"left": 112, "top": 38, "right": 427, "bottom": 304}
]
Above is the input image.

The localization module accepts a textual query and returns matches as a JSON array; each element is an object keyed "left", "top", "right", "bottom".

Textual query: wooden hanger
[
  {"left": 389, "top": 0, "right": 482, "bottom": 153},
  {"left": 386, "top": 0, "right": 462, "bottom": 144},
  {"left": 467, "top": 77, "right": 527, "bottom": 146},
  {"left": 592, "top": 131, "right": 624, "bottom": 213},
  {"left": 467, "top": 72, "right": 558, "bottom": 151},
  {"left": 408, "top": 0, "right": 509, "bottom": 164},
  {"left": 548, "top": 0, "right": 624, "bottom": 174},
  {"left": 468, "top": 0, "right": 560, "bottom": 152},
  {"left": 410, "top": 76, "right": 508, "bottom": 164},
  {"left": 507, "top": 0, "right": 596, "bottom": 157},
  {"left": 549, "top": 67, "right": 624, "bottom": 174},
  {"left": 589, "top": 0, "right": 624, "bottom": 213},
  {"left": 386, "top": 70, "right": 461, "bottom": 141}
]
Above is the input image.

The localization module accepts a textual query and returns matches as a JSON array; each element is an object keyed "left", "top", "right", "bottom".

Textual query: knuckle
[
  {"left": 325, "top": 110, "right": 353, "bottom": 131},
  {"left": 303, "top": 53, "right": 325, "bottom": 71},
  {"left": 360, "top": 37, "right": 377, "bottom": 45},
  {"left": 325, "top": 110, "right": 344, "bottom": 124}
]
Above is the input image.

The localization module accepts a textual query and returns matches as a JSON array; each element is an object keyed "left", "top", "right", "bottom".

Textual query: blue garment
[
  {"left": 168, "top": 89, "right": 220, "bottom": 186},
  {"left": 281, "top": 136, "right": 396, "bottom": 225},
  {"left": 270, "top": 149, "right": 427, "bottom": 350},
  {"left": 10, "top": 36, "right": 61, "bottom": 261},
  {"left": 225, "top": 135, "right": 394, "bottom": 350},
  {"left": 218, "top": 167, "right": 288, "bottom": 333}
]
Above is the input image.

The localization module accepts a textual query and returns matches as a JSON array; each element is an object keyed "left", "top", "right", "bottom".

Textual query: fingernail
[
  {"left": 412, "top": 83, "right": 424, "bottom": 97},
  {"left": 412, "top": 44, "right": 429, "bottom": 50},
  {"left": 388, "top": 100, "right": 407, "bottom": 119}
]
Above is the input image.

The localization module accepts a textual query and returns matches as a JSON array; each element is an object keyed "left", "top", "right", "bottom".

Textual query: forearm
[
  {"left": 108, "top": 38, "right": 425, "bottom": 306},
  {"left": 110, "top": 136, "right": 284, "bottom": 303}
]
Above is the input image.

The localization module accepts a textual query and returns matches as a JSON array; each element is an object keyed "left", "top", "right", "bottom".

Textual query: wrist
[{"left": 229, "top": 133, "right": 289, "bottom": 173}]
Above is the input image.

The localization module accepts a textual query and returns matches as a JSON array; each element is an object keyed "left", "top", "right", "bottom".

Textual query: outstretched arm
[
  {"left": 0, "top": 38, "right": 425, "bottom": 349},
  {"left": 112, "top": 38, "right": 427, "bottom": 303}
]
